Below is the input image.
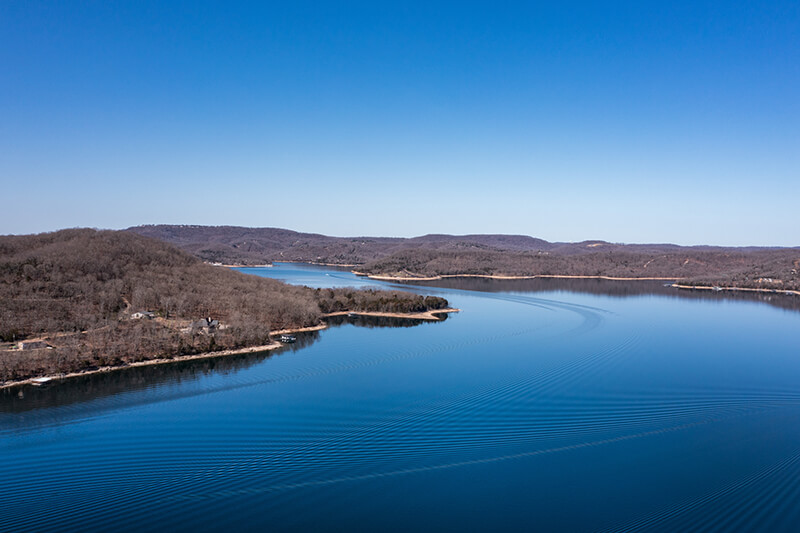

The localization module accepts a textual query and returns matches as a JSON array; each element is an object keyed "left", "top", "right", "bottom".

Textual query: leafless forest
[
  {"left": 130, "top": 225, "right": 800, "bottom": 290},
  {"left": 362, "top": 248, "right": 800, "bottom": 290},
  {"left": 0, "top": 229, "right": 448, "bottom": 381}
]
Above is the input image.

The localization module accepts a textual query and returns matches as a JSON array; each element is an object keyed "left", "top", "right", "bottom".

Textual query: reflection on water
[
  {"left": 401, "top": 276, "right": 800, "bottom": 312},
  {"left": 0, "top": 330, "right": 320, "bottom": 414},
  {"left": 0, "top": 315, "right": 444, "bottom": 414},
  {"left": 326, "top": 313, "right": 448, "bottom": 329}
]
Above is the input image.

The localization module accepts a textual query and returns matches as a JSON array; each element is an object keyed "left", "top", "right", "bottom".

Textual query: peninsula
[{"left": 0, "top": 229, "right": 452, "bottom": 385}]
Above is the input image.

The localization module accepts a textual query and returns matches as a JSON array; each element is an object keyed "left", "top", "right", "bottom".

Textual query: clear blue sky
[{"left": 2, "top": 1, "right": 798, "bottom": 245}]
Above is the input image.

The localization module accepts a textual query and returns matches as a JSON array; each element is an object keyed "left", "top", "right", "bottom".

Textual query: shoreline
[
  {"left": 0, "top": 342, "right": 283, "bottom": 391},
  {"left": 358, "top": 270, "right": 800, "bottom": 296},
  {"left": 326, "top": 308, "right": 460, "bottom": 321},
  {"left": 224, "top": 261, "right": 361, "bottom": 268},
  {"left": 282, "top": 260, "right": 360, "bottom": 268},
  {"left": 219, "top": 263, "right": 273, "bottom": 268},
  {"left": 672, "top": 284, "right": 800, "bottom": 296},
  {"left": 227, "top": 262, "right": 800, "bottom": 294},
  {"left": 357, "top": 272, "right": 680, "bottom": 282},
  {"left": 0, "top": 309, "right": 459, "bottom": 391}
]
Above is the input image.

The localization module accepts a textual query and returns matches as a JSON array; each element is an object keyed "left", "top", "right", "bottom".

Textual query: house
[
  {"left": 131, "top": 311, "right": 155, "bottom": 320},
  {"left": 192, "top": 317, "right": 220, "bottom": 331},
  {"left": 18, "top": 341, "right": 51, "bottom": 350}
]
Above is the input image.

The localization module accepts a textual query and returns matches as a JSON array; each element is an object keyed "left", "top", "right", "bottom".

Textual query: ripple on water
[{"left": 2, "top": 269, "right": 800, "bottom": 531}]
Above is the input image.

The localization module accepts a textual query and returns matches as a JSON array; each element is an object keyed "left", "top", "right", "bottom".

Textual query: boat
[
  {"left": 30, "top": 377, "right": 52, "bottom": 386},
  {"left": 279, "top": 334, "right": 296, "bottom": 343}
]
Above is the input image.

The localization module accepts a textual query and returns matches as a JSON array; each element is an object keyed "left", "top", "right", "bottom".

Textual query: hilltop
[
  {"left": 128, "top": 225, "right": 800, "bottom": 291},
  {"left": 129, "top": 224, "right": 720, "bottom": 265}
]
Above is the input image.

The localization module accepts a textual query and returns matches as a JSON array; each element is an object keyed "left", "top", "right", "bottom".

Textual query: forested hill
[
  {"left": 127, "top": 225, "right": 800, "bottom": 290},
  {"left": 0, "top": 229, "right": 449, "bottom": 382},
  {"left": 361, "top": 248, "right": 800, "bottom": 291},
  {"left": 127, "top": 224, "right": 585, "bottom": 265},
  {"left": 129, "top": 225, "right": 403, "bottom": 265}
]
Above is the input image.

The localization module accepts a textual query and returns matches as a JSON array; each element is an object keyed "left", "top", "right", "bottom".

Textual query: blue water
[{"left": 3, "top": 263, "right": 800, "bottom": 531}]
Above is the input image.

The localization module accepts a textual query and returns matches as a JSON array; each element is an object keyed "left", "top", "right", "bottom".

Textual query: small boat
[
  {"left": 347, "top": 312, "right": 358, "bottom": 318},
  {"left": 712, "top": 286, "right": 723, "bottom": 292},
  {"left": 279, "top": 335, "right": 296, "bottom": 343},
  {"left": 31, "top": 377, "right": 52, "bottom": 386}
]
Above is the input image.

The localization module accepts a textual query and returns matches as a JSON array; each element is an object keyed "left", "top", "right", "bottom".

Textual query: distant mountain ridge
[
  {"left": 127, "top": 224, "right": 791, "bottom": 265},
  {"left": 127, "top": 225, "right": 800, "bottom": 291}
]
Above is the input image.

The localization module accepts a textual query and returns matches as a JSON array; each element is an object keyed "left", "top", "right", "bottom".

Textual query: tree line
[{"left": 360, "top": 248, "right": 800, "bottom": 290}]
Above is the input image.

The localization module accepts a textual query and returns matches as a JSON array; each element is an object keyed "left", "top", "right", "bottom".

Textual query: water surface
[{"left": 3, "top": 263, "right": 800, "bottom": 531}]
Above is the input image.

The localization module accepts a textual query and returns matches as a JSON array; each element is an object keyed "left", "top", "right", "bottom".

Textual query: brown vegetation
[
  {"left": 127, "top": 225, "right": 800, "bottom": 290},
  {"left": 0, "top": 229, "right": 448, "bottom": 382},
  {"left": 360, "top": 248, "right": 800, "bottom": 290}
]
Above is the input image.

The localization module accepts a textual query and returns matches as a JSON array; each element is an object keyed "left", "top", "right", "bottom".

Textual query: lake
[{"left": 3, "top": 263, "right": 800, "bottom": 531}]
